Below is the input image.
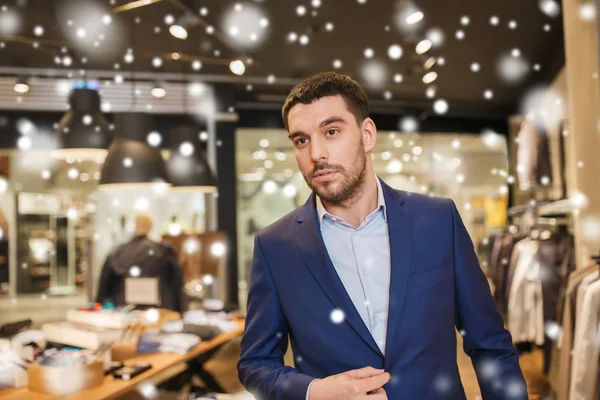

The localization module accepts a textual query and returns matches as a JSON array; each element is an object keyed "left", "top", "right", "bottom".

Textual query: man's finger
[
  {"left": 346, "top": 366, "right": 386, "bottom": 379},
  {"left": 358, "top": 372, "right": 390, "bottom": 392}
]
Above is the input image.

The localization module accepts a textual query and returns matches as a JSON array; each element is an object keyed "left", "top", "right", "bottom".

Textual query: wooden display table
[{"left": 0, "top": 320, "right": 244, "bottom": 400}]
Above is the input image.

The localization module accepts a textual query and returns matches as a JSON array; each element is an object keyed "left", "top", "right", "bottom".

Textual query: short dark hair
[{"left": 281, "top": 72, "right": 369, "bottom": 131}]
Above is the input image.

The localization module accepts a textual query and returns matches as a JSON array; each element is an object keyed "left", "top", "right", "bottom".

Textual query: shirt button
[{"left": 364, "top": 269, "right": 370, "bottom": 275}]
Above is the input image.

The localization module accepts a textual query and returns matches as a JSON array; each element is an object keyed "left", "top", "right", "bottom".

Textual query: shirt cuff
[{"left": 306, "top": 379, "right": 318, "bottom": 400}]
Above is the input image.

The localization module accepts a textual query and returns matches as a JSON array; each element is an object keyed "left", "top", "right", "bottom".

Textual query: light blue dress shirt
[{"left": 305, "top": 177, "right": 391, "bottom": 399}]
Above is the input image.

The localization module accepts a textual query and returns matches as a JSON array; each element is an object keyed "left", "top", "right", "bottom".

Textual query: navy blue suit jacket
[{"left": 238, "top": 180, "right": 527, "bottom": 399}]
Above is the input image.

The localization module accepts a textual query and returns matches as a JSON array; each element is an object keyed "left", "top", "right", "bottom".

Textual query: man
[
  {"left": 96, "top": 212, "right": 185, "bottom": 313},
  {"left": 238, "top": 72, "right": 527, "bottom": 399}
]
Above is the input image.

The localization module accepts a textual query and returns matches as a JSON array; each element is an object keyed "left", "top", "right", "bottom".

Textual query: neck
[{"left": 321, "top": 171, "right": 379, "bottom": 228}]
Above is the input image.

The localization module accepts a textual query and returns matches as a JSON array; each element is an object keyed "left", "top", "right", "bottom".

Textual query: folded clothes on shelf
[
  {"left": 183, "top": 310, "right": 239, "bottom": 333},
  {"left": 137, "top": 331, "right": 201, "bottom": 355}
]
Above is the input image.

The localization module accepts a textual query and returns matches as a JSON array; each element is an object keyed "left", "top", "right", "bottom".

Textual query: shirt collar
[{"left": 316, "top": 176, "right": 387, "bottom": 227}]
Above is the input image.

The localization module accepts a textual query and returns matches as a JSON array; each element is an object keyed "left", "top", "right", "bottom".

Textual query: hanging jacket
[
  {"left": 96, "top": 235, "right": 185, "bottom": 313},
  {"left": 516, "top": 116, "right": 553, "bottom": 191}
]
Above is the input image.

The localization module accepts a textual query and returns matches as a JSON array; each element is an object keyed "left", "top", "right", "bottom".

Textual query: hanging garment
[
  {"left": 516, "top": 116, "right": 553, "bottom": 191},
  {"left": 569, "top": 279, "right": 600, "bottom": 400},
  {"left": 555, "top": 265, "right": 600, "bottom": 400},
  {"left": 537, "top": 234, "right": 575, "bottom": 373},
  {"left": 575, "top": 270, "right": 599, "bottom": 323},
  {"left": 507, "top": 238, "right": 544, "bottom": 345},
  {"left": 500, "top": 233, "right": 526, "bottom": 313}
]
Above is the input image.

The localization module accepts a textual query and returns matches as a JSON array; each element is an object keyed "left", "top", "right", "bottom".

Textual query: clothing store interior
[{"left": 0, "top": 0, "right": 598, "bottom": 399}]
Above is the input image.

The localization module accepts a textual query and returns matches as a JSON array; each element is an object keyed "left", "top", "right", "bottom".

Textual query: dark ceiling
[{"left": 0, "top": 0, "right": 565, "bottom": 118}]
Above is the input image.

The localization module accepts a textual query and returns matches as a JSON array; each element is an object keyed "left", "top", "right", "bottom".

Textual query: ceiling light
[
  {"left": 229, "top": 59, "right": 246, "bottom": 75},
  {"left": 99, "top": 113, "right": 170, "bottom": 189},
  {"left": 422, "top": 71, "right": 438, "bottom": 84},
  {"left": 415, "top": 39, "right": 432, "bottom": 54},
  {"left": 166, "top": 125, "right": 216, "bottom": 192},
  {"left": 406, "top": 10, "right": 424, "bottom": 24},
  {"left": 151, "top": 82, "right": 166, "bottom": 98},
  {"left": 424, "top": 57, "right": 436, "bottom": 70},
  {"left": 13, "top": 76, "right": 29, "bottom": 94},
  {"left": 169, "top": 24, "right": 188, "bottom": 39},
  {"left": 52, "top": 87, "right": 111, "bottom": 161}
]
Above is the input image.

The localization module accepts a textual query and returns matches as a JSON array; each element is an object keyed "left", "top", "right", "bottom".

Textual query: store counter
[{"left": 0, "top": 319, "right": 244, "bottom": 400}]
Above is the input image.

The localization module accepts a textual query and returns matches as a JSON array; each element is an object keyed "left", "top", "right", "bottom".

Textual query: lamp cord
[{"left": 130, "top": 15, "right": 136, "bottom": 111}]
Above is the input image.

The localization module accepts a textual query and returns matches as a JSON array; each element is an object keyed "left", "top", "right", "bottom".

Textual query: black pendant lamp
[
  {"left": 166, "top": 125, "right": 216, "bottom": 192},
  {"left": 98, "top": 113, "right": 169, "bottom": 189},
  {"left": 52, "top": 88, "right": 112, "bottom": 161}
]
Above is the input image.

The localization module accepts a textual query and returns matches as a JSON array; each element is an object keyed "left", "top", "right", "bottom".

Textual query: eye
[
  {"left": 294, "top": 137, "right": 308, "bottom": 146},
  {"left": 326, "top": 129, "right": 338, "bottom": 136}
]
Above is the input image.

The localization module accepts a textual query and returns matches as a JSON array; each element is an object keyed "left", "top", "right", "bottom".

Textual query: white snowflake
[{"left": 330, "top": 309, "right": 345, "bottom": 324}]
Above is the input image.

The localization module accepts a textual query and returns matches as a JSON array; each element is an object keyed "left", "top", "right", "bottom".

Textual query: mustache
[{"left": 309, "top": 163, "right": 343, "bottom": 179}]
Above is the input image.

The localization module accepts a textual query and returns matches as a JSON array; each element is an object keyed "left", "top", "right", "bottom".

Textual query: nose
[{"left": 310, "top": 136, "right": 328, "bottom": 163}]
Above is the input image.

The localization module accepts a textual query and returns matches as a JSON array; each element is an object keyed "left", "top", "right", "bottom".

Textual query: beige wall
[{"left": 562, "top": 0, "right": 600, "bottom": 267}]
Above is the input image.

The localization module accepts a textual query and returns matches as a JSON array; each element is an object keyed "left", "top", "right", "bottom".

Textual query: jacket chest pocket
[{"left": 409, "top": 261, "right": 451, "bottom": 289}]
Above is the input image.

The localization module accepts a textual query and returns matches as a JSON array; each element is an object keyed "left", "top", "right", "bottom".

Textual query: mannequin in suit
[{"left": 96, "top": 212, "right": 185, "bottom": 312}]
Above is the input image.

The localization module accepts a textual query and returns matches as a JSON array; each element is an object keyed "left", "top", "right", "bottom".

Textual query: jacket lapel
[
  {"left": 380, "top": 181, "right": 413, "bottom": 360},
  {"left": 295, "top": 194, "right": 384, "bottom": 358}
]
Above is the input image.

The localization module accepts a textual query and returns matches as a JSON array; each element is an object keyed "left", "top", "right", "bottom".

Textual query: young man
[{"left": 238, "top": 72, "right": 526, "bottom": 400}]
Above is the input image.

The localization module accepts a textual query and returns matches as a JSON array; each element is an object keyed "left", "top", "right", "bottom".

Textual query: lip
[{"left": 313, "top": 171, "right": 338, "bottom": 182}]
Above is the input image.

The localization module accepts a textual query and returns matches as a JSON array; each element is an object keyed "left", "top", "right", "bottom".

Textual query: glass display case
[{"left": 15, "top": 192, "right": 95, "bottom": 295}]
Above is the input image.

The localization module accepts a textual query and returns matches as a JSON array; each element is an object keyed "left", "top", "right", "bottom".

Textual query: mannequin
[
  {"left": 134, "top": 212, "right": 153, "bottom": 237},
  {"left": 96, "top": 212, "right": 185, "bottom": 312}
]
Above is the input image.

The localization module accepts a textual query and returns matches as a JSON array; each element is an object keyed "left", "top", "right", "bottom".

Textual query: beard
[{"left": 303, "top": 141, "right": 368, "bottom": 205}]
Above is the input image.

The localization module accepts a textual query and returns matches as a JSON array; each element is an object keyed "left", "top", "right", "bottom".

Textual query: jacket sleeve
[
  {"left": 168, "top": 248, "right": 186, "bottom": 314},
  {"left": 449, "top": 199, "right": 528, "bottom": 400},
  {"left": 237, "top": 235, "right": 315, "bottom": 400},
  {"left": 95, "top": 257, "right": 114, "bottom": 304}
]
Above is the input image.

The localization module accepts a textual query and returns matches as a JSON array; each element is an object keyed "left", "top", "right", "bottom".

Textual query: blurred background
[{"left": 0, "top": 0, "right": 598, "bottom": 399}]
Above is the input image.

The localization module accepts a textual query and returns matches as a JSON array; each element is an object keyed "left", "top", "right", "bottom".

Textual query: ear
[{"left": 361, "top": 118, "right": 377, "bottom": 152}]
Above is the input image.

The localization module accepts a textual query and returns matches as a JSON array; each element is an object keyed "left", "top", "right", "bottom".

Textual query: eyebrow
[{"left": 288, "top": 116, "right": 347, "bottom": 140}]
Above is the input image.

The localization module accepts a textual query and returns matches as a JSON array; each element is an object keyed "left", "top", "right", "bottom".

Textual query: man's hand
[{"left": 308, "top": 366, "right": 390, "bottom": 399}]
